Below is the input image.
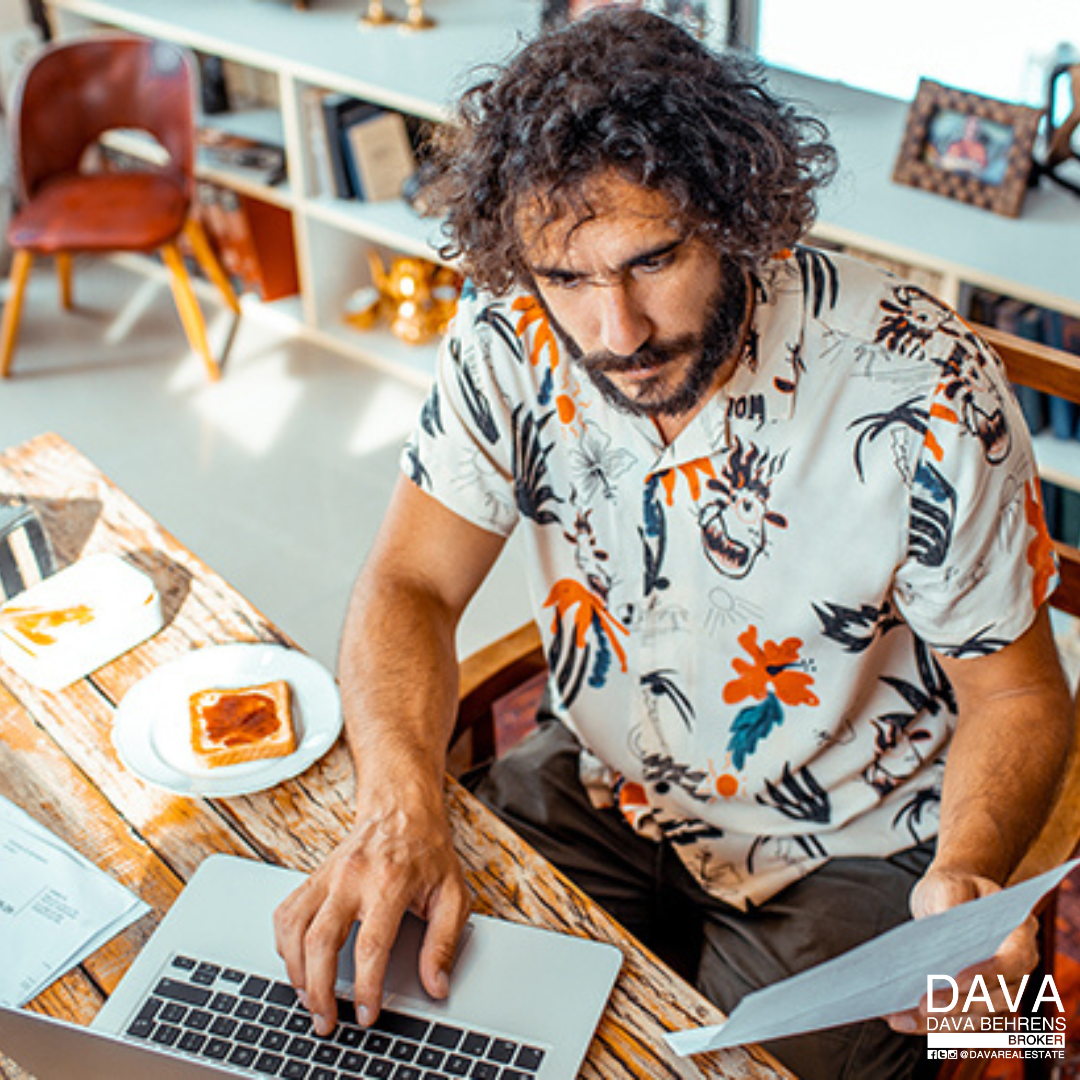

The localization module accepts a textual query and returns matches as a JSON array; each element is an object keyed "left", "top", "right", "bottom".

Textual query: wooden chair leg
[
  {"left": 0, "top": 250, "right": 34, "bottom": 378},
  {"left": 183, "top": 218, "right": 240, "bottom": 315},
  {"left": 160, "top": 242, "right": 222, "bottom": 382},
  {"left": 56, "top": 252, "right": 74, "bottom": 310}
]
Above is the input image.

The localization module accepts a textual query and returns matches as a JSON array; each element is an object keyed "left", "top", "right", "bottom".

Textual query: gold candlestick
[
  {"left": 401, "top": 0, "right": 436, "bottom": 31},
  {"left": 359, "top": 0, "right": 398, "bottom": 27}
]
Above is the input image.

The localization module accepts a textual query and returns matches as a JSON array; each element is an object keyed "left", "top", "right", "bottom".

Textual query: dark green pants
[{"left": 469, "top": 720, "right": 935, "bottom": 1080}]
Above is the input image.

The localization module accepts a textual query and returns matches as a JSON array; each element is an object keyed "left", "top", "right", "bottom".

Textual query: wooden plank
[{"left": 976, "top": 322, "right": 1080, "bottom": 402}]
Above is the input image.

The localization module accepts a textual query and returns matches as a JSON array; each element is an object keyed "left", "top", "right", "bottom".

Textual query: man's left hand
[{"left": 883, "top": 868, "right": 1039, "bottom": 1035}]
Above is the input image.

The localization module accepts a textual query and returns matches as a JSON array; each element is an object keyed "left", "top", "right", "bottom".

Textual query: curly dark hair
[{"left": 422, "top": 7, "right": 838, "bottom": 295}]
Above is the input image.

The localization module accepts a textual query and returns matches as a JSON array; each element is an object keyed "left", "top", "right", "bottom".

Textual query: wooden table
[{"left": 0, "top": 433, "right": 792, "bottom": 1080}]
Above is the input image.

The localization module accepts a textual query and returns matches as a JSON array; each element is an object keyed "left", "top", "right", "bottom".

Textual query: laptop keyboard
[{"left": 123, "top": 954, "right": 548, "bottom": 1079}]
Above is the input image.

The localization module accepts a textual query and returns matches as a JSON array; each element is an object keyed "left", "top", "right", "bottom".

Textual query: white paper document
[
  {"left": 0, "top": 795, "right": 150, "bottom": 1006},
  {"left": 665, "top": 858, "right": 1079, "bottom": 1057}
]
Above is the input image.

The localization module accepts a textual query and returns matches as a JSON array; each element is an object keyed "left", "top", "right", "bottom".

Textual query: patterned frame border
[{"left": 892, "top": 78, "right": 1043, "bottom": 218}]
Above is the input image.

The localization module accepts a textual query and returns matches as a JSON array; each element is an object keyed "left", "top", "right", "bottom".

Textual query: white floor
[{"left": 0, "top": 255, "right": 530, "bottom": 670}]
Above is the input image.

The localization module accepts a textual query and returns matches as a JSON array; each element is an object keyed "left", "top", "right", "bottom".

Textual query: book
[
  {"left": 301, "top": 86, "right": 333, "bottom": 198},
  {"left": 320, "top": 94, "right": 380, "bottom": 199},
  {"left": 341, "top": 108, "right": 417, "bottom": 202}
]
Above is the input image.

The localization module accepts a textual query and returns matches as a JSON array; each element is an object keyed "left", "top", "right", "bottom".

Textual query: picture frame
[{"left": 892, "top": 78, "right": 1043, "bottom": 218}]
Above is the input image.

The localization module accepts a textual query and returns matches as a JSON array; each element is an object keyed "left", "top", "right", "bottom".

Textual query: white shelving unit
[
  {"left": 45, "top": 0, "right": 536, "bottom": 386},
  {"left": 42, "top": 0, "right": 1080, "bottom": 489}
]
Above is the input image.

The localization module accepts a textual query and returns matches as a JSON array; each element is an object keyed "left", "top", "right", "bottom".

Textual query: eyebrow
[{"left": 529, "top": 236, "right": 687, "bottom": 282}]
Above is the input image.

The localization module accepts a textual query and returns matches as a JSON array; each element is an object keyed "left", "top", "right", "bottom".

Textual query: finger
[
  {"left": 418, "top": 881, "right": 471, "bottom": 1000},
  {"left": 273, "top": 879, "right": 325, "bottom": 997},
  {"left": 885, "top": 1008, "right": 924, "bottom": 1035},
  {"left": 351, "top": 897, "right": 408, "bottom": 1027},
  {"left": 302, "top": 897, "right": 360, "bottom": 1036}
]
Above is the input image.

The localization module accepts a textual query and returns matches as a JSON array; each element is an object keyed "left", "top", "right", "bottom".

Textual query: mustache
[{"left": 577, "top": 334, "right": 701, "bottom": 376}]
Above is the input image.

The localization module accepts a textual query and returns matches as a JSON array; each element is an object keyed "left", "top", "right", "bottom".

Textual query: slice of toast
[{"left": 189, "top": 679, "right": 295, "bottom": 769}]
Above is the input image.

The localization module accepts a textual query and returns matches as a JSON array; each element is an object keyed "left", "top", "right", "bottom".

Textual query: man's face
[{"left": 518, "top": 172, "right": 747, "bottom": 420}]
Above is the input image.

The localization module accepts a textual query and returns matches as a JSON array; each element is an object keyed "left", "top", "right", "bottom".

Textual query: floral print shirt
[{"left": 402, "top": 248, "right": 1056, "bottom": 909}]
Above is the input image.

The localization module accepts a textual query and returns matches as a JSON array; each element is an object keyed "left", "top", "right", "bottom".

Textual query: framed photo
[
  {"left": 540, "top": 0, "right": 709, "bottom": 37},
  {"left": 892, "top": 79, "right": 1043, "bottom": 218}
]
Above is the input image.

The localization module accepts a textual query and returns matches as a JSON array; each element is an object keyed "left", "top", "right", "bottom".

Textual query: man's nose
[{"left": 597, "top": 284, "right": 651, "bottom": 357}]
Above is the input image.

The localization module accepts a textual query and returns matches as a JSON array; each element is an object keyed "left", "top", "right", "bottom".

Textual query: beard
[{"left": 542, "top": 264, "right": 750, "bottom": 419}]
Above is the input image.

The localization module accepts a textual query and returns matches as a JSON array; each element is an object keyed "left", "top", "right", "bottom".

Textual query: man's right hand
[{"left": 272, "top": 785, "right": 471, "bottom": 1037}]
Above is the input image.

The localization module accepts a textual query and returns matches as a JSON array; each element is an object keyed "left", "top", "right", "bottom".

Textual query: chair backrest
[{"left": 12, "top": 33, "right": 195, "bottom": 203}]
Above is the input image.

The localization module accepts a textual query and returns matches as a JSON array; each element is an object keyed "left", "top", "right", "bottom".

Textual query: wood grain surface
[{"left": 0, "top": 433, "right": 792, "bottom": 1079}]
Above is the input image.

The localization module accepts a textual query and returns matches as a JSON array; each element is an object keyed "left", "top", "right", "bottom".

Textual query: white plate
[{"left": 113, "top": 643, "right": 342, "bottom": 797}]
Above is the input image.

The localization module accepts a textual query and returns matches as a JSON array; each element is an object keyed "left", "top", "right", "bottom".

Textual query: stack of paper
[{"left": 0, "top": 795, "right": 150, "bottom": 1006}]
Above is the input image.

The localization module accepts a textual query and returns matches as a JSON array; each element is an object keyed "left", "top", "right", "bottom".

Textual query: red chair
[{"left": 0, "top": 34, "right": 240, "bottom": 381}]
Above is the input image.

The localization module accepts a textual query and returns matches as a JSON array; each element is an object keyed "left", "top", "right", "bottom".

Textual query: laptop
[{"left": 0, "top": 854, "right": 623, "bottom": 1079}]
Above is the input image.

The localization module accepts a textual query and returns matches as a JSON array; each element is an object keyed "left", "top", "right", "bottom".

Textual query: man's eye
[
  {"left": 544, "top": 274, "right": 582, "bottom": 290},
  {"left": 634, "top": 254, "right": 675, "bottom": 276}
]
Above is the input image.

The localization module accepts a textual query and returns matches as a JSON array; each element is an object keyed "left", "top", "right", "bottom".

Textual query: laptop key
[
  {"left": 255, "top": 1050, "right": 286, "bottom": 1075},
  {"left": 125, "top": 1018, "right": 154, "bottom": 1039},
  {"left": 363, "top": 1061, "right": 393, "bottom": 1079},
  {"left": 238, "top": 1021, "right": 264, "bottom": 1044},
  {"left": 136, "top": 996, "right": 163, "bottom": 1022},
  {"left": 222, "top": 968, "right": 246, "bottom": 984},
  {"left": 513, "top": 1047, "right": 544, "bottom": 1071},
  {"left": 154, "top": 977, "right": 212, "bottom": 1007},
  {"left": 178, "top": 1031, "right": 207, "bottom": 1054},
  {"left": 314, "top": 1044, "right": 342, "bottom": 1065},
  {"left": 192, "top": 963, "right": 221, "bottom": 986},
  {"left": 488, "top": 1039, "right": 516, "bottom": 1064},
  {"left": 262, "top": 1005, "right": 290, "bottom": 1027},
  {"left": 210, "top": 1015, "right": 238, "bottom": 1038},
  {"left": 374, "top": 1010, "right": 430, "bottom": 1041},
  {"left": 287, "top": 1012, "right": 314, "bottom": 1034},
  {"left": 340, "top": 1050, "right": 367, "bottom": 1074},
  {"left": 391, "top": 1067, "right": 421, "bottom": 1080},
  {"left": 237, "top": 998, "right": 263, "bottom": 1020},
  {"left": 281, "top": 1062, "right": 310, "bottom": 1079},
  {"left": 459, "top": 1034, "right": 489, "bottom": 1057},
  {"left": 151, "top": 1023, "right": 181, "bottom": 1047},
  {"left": 262, "top": 1028, "right": 290, "bottom": 1051},
  {"left": 443, "top": 1055, "right": 470, "bottom": 1076},
  {"left": 210, "top": 991, "right": 239, "bottom": 1013},
  {"left": 310, "top": 1068, "right": 338, "bottom": 1080},
  {"left": 363, "top": 1033, "right": 392, "bottom": 1055},
  {"left": 390, "top": 1040, "right": 418, "bottom": 1062},
  {"left": 337, "top": 1025, "right": 364, "bottom": 1048},
  {"left": 468, "top": 1063, "right": 498, "bottom": 1080},
  {"left": 268, "top": 982, "right": 299, "bottom": 1007},
  {"left": 203, "top": 1037, "right": 232, "bottom": 1060},
  {"left": 172, "top": 955, "right": 197, "bottom": 971},
  {"left": 241, "top": 974, "right": 272, "bottom": 999},
  {"left": 287, "top": 1035, "right": 317, "bottom": 1059},
  {"left": 417, "top": 1047, "right": 445, "bottom": 1068},
  {"left": 229, "top": 1043, "right": 259, "bottom": 1067},
  {"left": 160, "top": 1001, "right": 187, "bottom": 1024},
  {"left": 426, "top": 1024, "right": 464, "bottom": 1050},
  {"left": 187, "top": 1008, "right": 213, "bottom": 1031}
]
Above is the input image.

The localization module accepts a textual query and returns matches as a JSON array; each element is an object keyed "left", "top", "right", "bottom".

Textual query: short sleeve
[
  {"left": 893, "top": 332, "right": 1058, "bottom": 657},
  {"left": 400, "top": 290, "right": 522, "bottom": 538}
]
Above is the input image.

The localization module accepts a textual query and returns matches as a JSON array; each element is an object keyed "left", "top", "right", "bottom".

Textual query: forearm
[
  {"left": 338, "top": 565, "right": 461, "bottom": 807},
  {"left": 933, "top": 606, "right": 1074, "bottom": 885}
]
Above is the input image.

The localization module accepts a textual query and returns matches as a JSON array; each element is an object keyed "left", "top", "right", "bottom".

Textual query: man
[{"left": 274, "top": 11, "right": 1073, "bottom": 1078}]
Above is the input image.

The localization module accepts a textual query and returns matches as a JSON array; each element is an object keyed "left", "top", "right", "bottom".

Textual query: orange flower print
[
  {"left": 512, "top": 296, "right": 561, "bottom": 370},
  {"left": 1025, "top": 479, "right": 1057, "bottom": 608},
  {"left": 723, "top": 625, "right": 819, "bottom": 708}
]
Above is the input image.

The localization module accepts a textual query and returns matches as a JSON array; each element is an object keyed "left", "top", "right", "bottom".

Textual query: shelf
[{"left": 304, "top": 196, "right": 445, "bottom": 260}]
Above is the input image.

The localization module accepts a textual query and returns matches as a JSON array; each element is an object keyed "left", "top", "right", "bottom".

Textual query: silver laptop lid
[{"left": 3, "top": 855, "right": 622, "bottom": 1080}]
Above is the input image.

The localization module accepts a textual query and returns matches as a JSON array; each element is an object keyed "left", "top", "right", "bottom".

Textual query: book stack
[{"left": 307, "top": 91, "right": 418, "bottom": 202}]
